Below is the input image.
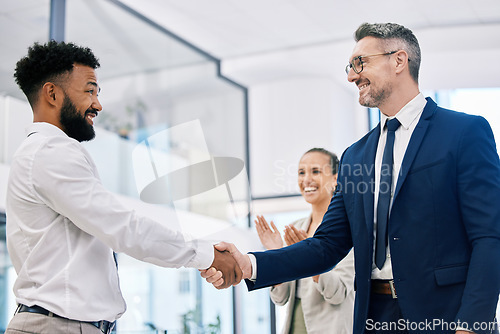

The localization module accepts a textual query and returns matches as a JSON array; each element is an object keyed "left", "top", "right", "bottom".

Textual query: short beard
[
  {"left": 359, "top": 83, "right": 392, "bottom": 108},
  {"left": 59, "top": 95, "right": 96, "bottom": 142}
]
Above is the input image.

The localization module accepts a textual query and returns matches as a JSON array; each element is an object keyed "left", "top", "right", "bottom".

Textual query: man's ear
[
  {"left": 394, "top": 50, "right": 410, "bottom": 75},
  {"left": 41, "top": 82, "right": 63, "bottom": 107}
]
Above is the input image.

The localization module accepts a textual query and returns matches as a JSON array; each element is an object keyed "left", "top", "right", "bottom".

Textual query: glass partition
[
  {"left": 0, "top": 0, "right": 51, "bottom": 101},
  {"left": 0, "top": 0, "right": 256, "bottom": 333},
  {"left": 63, "top": 1, "right": 251, "bottom": 333},
  {"left": 65, "top": 0, "right": 249, "bottom": 221}
]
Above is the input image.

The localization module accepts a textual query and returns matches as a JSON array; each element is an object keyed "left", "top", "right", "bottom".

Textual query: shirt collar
[
  {"left": 25, "top": 122, "right": 69, "bottom": 138},
  {"left": 380, "top": 92, "right": 426, "bottom": 131}
]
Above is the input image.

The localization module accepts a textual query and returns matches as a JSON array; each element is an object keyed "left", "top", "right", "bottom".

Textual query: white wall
[
  {"left": 248, "top": 76, "right": 366, "bottom": 198},
  {"left": 0, "top": 95, "right": 32, "bottom": 164},
  {"left": 0, "top": 96, "right": 32, "bottom": 213}
]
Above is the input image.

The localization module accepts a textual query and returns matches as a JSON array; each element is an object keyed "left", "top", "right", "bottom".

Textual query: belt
[
  {"left": 371, "top": 279, "right": 398, "bottom": 299},
  {"left": 16, "top": 305, "right": 115, "bottom": 334}
]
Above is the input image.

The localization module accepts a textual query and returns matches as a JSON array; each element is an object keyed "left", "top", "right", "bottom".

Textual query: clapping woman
[{"left": 255, "top": 148, "right": 355, "bottom": 334}]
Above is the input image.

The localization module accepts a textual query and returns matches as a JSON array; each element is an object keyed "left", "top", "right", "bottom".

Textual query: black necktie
[{"left": 375, "top": 118, "right": 401, "bottom": 270}]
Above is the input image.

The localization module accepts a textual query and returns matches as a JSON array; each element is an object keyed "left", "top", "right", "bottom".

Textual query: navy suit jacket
[{"left": 247, "top": 98, "right": 500, "bottom": 334}]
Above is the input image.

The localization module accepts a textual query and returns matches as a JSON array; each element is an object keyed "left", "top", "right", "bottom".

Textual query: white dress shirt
[
  {"left": 371, "top": 93, "right": 426, "bottom": 279},
  {"left": 6, "top": 122, "right": 214, "bottom": 322}
]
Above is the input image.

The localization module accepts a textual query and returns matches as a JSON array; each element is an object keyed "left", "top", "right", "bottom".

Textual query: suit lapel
[
  {"left": 393, "top": 98, "right": 437, "bottom": 201},
  {"left": 363, "top": 125, "right": 380, "bottom": 236}
]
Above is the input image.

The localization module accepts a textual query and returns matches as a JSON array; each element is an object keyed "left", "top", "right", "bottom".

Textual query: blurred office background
[{"left": 0, "top": 0, "right": 499, "bottom": 333}]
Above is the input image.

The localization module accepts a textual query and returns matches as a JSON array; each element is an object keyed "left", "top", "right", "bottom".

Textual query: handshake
[{"left": 201, "top": 242, "right": 252, "bottom": 289}]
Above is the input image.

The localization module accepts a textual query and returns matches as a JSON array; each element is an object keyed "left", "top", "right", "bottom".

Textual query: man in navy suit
[{"left": 202, "top": 22, "right": 500, "bottom": 334}]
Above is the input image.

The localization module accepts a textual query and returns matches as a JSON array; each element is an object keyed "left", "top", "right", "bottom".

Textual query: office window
[
  {"left": 368, "top": 107, "right": 381, "bottom": 130},
  {"left": 179, "top": 270, "right": 191, "bottom": 294},
  {"left": 446, "top": 88, "right": 500, "bottom": 150}
]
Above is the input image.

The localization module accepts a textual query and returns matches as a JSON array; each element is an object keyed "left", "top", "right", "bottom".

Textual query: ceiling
[
  {"left": 1, "top": 0, "right": 500, "bottom": 98},
  {"left": 118, "top": 0, "right": 500, "bottom": 91},
  {"left": 119, "top": 0, "right": 500, "bottom": 58}
]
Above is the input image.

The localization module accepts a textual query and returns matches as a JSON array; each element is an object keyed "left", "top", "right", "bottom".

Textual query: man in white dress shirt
[{"left": 5, "top": 41, "right": 242, "bottom": 334}]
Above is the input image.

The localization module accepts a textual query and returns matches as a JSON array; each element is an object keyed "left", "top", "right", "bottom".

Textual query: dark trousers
[{"left": 365, "top": 293, "right": 409, "bottom": 334}]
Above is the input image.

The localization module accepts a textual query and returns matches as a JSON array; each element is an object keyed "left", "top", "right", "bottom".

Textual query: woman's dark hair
[{"left": 303, "top": 148, "right": 339, "bottom": 174}]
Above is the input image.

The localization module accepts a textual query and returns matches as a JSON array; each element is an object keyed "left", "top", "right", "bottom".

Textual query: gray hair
[{"left": 354, "top": 22, "right": 421, "bottom": 83}]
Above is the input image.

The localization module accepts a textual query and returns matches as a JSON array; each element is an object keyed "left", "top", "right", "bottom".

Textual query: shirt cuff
[
  {"left": 187, "top": 239, "right": 215, "bottom": 269},
  {"left": 248, "top": 253, "right": 257, "bottom": 281}
]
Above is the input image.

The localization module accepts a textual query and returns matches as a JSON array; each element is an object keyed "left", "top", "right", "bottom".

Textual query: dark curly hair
[{"left": 14, "top": 40, "right": 100, "bottom": 105}]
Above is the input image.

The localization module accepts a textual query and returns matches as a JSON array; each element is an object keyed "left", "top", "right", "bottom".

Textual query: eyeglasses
[{"left": 345, "top": 51, "right": 398, "bottom": 75}]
